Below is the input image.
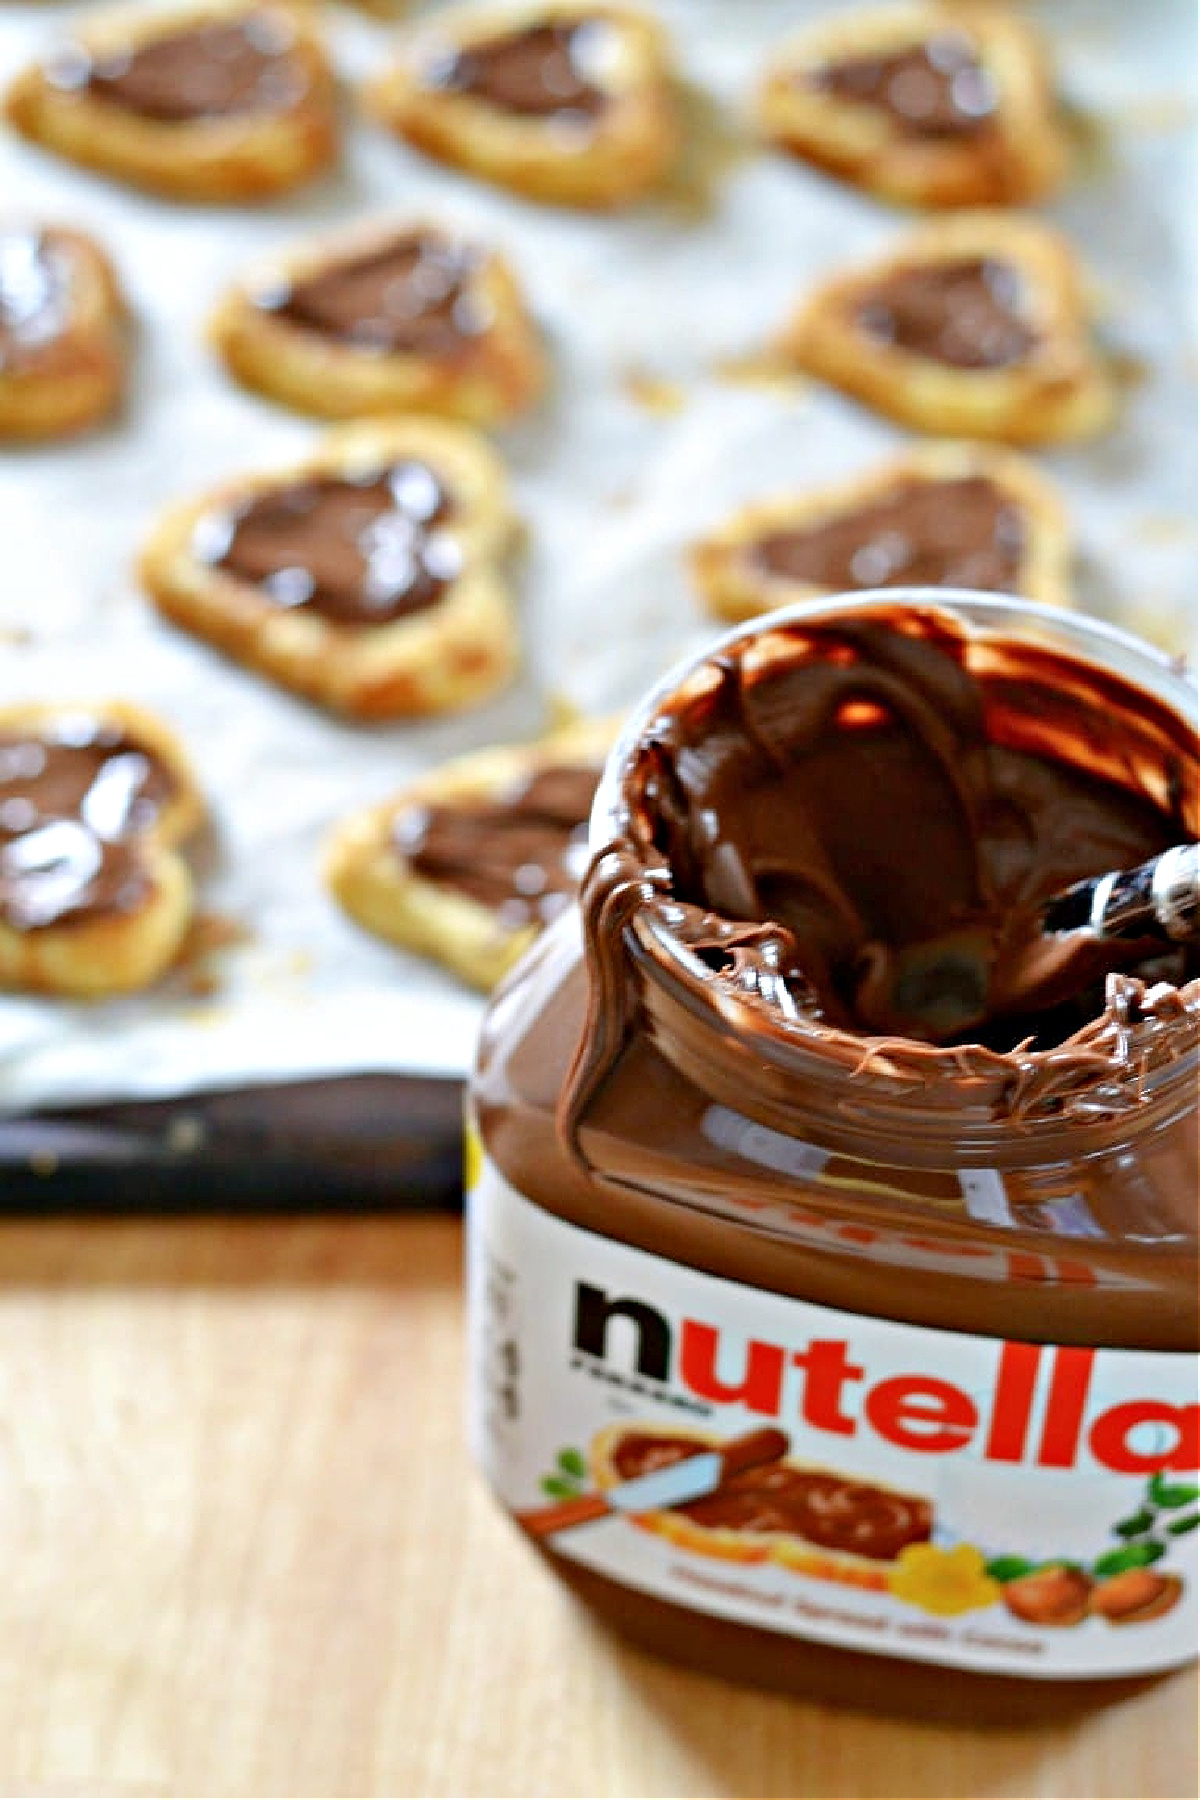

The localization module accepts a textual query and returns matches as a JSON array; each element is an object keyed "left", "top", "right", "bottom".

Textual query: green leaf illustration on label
[
  {"left": 541, "top": 1475, "right": 582, "bottom": 1499},
  {"left": 1093, "top": 1541, "right": 1167, "bottom": 1576},
  {"left": 1148, "top": 1475, "right": 1200, "bottom": 1510}
]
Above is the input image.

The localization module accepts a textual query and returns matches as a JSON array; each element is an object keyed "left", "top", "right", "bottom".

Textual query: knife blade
[{"left": 517, "top": 1427, "right": 790, "bottom": 1539}]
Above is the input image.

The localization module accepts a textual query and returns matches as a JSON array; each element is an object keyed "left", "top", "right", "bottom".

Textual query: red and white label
[{"left": 467, "top": 1151, "right": 1199, "bottom": 1679}]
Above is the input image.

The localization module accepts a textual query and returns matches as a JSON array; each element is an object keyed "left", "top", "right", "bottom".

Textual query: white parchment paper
[{"left": 0, "top": 0, "right": 1195, "bottom": 1112}]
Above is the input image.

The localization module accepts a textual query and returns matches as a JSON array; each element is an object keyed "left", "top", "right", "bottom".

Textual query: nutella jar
[{"left": 467, "top": 593, "right": 1199, "bottom": 1720}]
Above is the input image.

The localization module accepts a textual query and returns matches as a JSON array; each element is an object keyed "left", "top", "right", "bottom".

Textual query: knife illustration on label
[{"left": 517, "top": 1427, "right": 791, "bottom": 1538}]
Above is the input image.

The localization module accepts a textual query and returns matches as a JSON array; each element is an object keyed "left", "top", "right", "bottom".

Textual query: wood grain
[{"left": 0, "top": 1215, "right": 1192, "bottom": 1799}]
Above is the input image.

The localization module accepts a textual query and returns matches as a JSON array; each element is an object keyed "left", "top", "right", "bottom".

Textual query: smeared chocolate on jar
[
  {"left": 397, "top": 764, "right": 600, "bottom": 928},
  {"left": 256, "top": 232, "right": 487, "bottom": 358},
  {"left": 194, "top": 462, "right": 460, "bottom": 625},
  {"left": 0, "top": 718, "right": 176, "bottom": 931},
  {"left": 810, "top": 31, "right": 998, "bottom": 140},
  {"left": 426, "top": 19, "right": 611, "bottom": 120},
  {"left": 0, "top": 230, "right": 73, "bottom": 372},
  {"left": 48, "top": 14, "right": 310, "bottom": 122},
  {"left": 610, "top": 1431, "right": 932, "bottom": 1561},
  {"left": 751, "top": 477, "right": 1025, "bottom": 595},
  {"left": 577, "top": 606, "right": 1197, "bottom": 1124},
  {"left": 855, "top": 258, "right": 1037, "bottom": 369}
]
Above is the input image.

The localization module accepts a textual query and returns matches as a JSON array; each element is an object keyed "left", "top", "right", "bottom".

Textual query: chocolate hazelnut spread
[
  {"left": 811, "top": 32, "right": 997, "bottom": 139},
  {"left": 52, "top": 15, "right": 309, "bottom": 122},
  {"left": 596, "top": 610, "right": 1193, "bottom": 1057},
  {"left": 0, "top": 719, "right": 175, "bottom": 931},
  {"left": 0, "top": 230, "right": 71, "bottom": 372},
  {"left": 855, "top": 259, "right": 1037, "bottom": 369},
  {"left": 428, "top": 20, "right": 610, "bottom": 119},
  {"left": 398, "top": 764, "right": 599, "bottom": 926},
  {"left": 468, "top": 595, "right": 1199, "bottom": 1717},
  {"left": 195, "top": 463, "right": 460, "bottom": 625},
  {"left": 751, "top": 477, "right": 1024, "bottom": 595},
  {"left": 256, "top": 233, "right": 486, "bottom": 358}
]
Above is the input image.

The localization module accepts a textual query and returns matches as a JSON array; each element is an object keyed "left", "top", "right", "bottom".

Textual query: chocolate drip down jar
[{"left": 467, "top": 592, "right": 1198, "bottom": 1717}]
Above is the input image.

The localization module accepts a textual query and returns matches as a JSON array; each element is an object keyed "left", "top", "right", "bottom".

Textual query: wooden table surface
[{"left": 0, "top": 1213, "right": 1193, "bottom": 1800}]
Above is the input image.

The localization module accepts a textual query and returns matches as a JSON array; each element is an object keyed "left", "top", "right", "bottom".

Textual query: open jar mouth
[{"left": 588, "top": 589, "right": 1199, "bottom": 1149}]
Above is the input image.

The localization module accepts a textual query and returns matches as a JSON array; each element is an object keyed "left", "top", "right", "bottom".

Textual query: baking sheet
[{"left": 0, "top": 0, "right": 1195, "bottom": 1117}]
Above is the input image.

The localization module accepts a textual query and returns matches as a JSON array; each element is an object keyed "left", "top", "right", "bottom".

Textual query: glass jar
[{"left": 468, "top": 592, "right": 1198, "bottom": 1722}]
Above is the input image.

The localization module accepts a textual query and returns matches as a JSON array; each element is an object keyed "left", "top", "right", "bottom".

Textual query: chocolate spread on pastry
[
  {"left": 855, "top": 259, "right": 1037, "bottom": 369},
  {"left": 610, "top": 1431, "right": 932, "bottom": 1560},
  {"left": 51, "top": 15, "right": 310, "bottom": 121},
  {"left": 0, "top": 719, "right": 175, "bottom": 930},
  {"left": 428, "top": 20, "right": 610, "bottom": 119},
  {"left": 257, "top": 233, "right": 486, "bottom": 357},
  {"left": 397, "top": 764, "right": 600, "bottom": 927},
  {"left": 196, "top": 463, "right": 460, "bottom": 625},
  {"left": 575, "top": 607, "right": 1197, "bottom": 1121},
  {"left": 810, "top": 32, "right": 997, "bottom": 139},
  {"left": 751, "top": 478, "right": 1025, "bottom": 595},
  {"left": 0, "top": 230, "right": 72, "bottom": 372}
]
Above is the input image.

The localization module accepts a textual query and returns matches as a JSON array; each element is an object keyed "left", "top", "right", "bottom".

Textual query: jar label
[{"left": 467, "top": 1148, "right": 1199, "bottom": 1678}]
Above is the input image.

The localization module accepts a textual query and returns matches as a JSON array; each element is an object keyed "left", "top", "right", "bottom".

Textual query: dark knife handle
[{"left": 0, "top": 1074, "right": 466, "bottom": 1211}]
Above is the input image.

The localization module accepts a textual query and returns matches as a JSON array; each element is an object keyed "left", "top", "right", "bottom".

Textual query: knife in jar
[{"left": 517, "top": 1427, "right": 790, "bottom": 1539}]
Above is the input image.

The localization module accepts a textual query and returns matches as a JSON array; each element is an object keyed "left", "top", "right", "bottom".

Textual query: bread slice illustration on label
[
  {"left": 758, "top": 1, "right": 1070, "bottom": 208},
  {"left": 777, "top": 214, "right": 1115, "bottom": 444}
]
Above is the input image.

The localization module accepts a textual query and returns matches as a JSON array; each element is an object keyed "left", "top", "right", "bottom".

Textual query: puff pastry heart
[
  {"left": 690, "top": 443, "right": 1072, "bottom": 622},
  {"left": 0, "top": 224, "right": 128, "bottom": 441},
  {"left": 0, "top": 702, "right": 204, "bottom": 998},
  {"left": 210, "top": 218, "right": 547, "bottom": 426},
  {"left": 758, "top": 1, "right": 1070, "bottom": 208},
  {"left": 364, "top": 1, "right": 679, "bottom": 209},
  {"left": 139, "top": 418, "right": 522, "bottom": 720},
  {"left": 5, "top": 0, "right": 339, "bottom": 202},
  {"left": 324, "top": 715, "right": 616, "bottom": 987},
  {"left": 777, "top": 213, "right": 1115, "bottom": 444}
]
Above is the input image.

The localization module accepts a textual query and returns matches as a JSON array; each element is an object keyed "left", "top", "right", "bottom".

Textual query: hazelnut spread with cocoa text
[
  {"left": 468, "top": 597, "right": 1198, "bottom": 1714},
  {"left": 195, "top": 463, "right": 460, "bottom": 624},
  {"left": 48, "top": 15, "right": 310, "bottom": 121},
  {"left": 855, "top": 259, "right": 1037, "bottom": 368},
  {"left": 255, "top": 233, "right": 486, "bottom": 357},
  {"left": 398, "top": 764, "right": 599, "bottom": 927},
  {"left": 810, "top": 33, "right": 998, "bottom": 139},
  {"left": 428, "top": 21, "right": 610, "bottom": 119},
  {"left": 0, "top": 230, "right": 71, "bottom": 371},
  {"left": 751, "top": 477, "right": 1024, "bottom": 595},
  {"left": 0, "top": 719, "right": 175, "bottom": 930}
]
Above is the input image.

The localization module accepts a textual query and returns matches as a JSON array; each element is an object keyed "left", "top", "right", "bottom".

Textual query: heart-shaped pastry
[
  {"left": 364, "top": 2, "right": 679, "bottom": 209},
  {"left": 139, "top": 418, "right": 521, "bottom": 720},
  {"left": 6, "top": 0, "right": 338, "bottom": 202},
  {"left": 325, "top": 714, "right": 617, "bottom": 987},
  {"left": 209, "top": 219, "right": 547, "bottom": 427},
  {"left": 690, "top": 444, "right": 1071, "bottom": 621},
  {"left": 0, "top": 224, "right": 128, "bottom": 441},
  {"left": 777, "top": 214, "right": 1115, "bottom": 444},
  {"left": 758, "top": 1, "right": 1070, "bottom": 208},
  {"left": 0, "top": 703, "right": 203, "bottom": 997}
]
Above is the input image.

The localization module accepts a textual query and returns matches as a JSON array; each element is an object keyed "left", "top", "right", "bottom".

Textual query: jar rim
[{"left": 588, "top": 588, "right": 1199, "bottom": 1150}]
